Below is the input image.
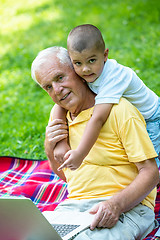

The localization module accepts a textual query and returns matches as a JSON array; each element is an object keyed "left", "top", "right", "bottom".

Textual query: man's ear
[{"left": 104, "top": 48, "right": 109, "bottom": 62}]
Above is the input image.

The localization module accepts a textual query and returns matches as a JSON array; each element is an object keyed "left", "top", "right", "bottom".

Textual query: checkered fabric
[
  {"left": 0, "top": 156, "right": 159, "bottom": 239},
  {"left": 0, "top": 156, "right": 68, "bottom": 211}
]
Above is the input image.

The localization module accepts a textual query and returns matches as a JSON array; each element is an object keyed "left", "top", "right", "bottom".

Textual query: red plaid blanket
[
  {"left": 0, "top": 156, "right": 159, "bottom": 239},
  {"left": 0, "top": 156, "right": 68, "bottom": 211}
]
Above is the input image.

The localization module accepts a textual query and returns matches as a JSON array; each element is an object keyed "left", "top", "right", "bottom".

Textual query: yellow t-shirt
[{"left": 51, "top": 98, "right": 157, "bottom": 210}]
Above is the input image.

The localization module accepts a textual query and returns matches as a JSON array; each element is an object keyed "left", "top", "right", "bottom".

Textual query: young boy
[{"left": 55, "top": 24, "right": 160, "bottom": 171}]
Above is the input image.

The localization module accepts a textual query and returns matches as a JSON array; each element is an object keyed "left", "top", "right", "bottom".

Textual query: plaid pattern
[
  {"left": 0, "top": 156, "right": 159, "bottom": 239},
  {"left": 144, "top": 185, "right": 160, "bottom": 240},
  {"left": 0, "top": 156, "right": 68, "bottom": 211}
]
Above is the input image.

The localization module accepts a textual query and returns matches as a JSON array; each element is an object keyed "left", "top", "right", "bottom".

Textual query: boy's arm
[
  {"left": 58, "top": 103, "right": 113, "bottom": 170},
  {"left": 50, "top": 104, "right": 70, "bottom": 164},
  {"left": 76, "top": 103, "right": 113, "bottom": 156},
  {"left": 51, "top": 104, "right": 67, "bottom": 120}
]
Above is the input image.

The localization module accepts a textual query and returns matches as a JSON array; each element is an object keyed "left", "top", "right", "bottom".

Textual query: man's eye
[
  {"left": 89, "top": 59, "right": 96, "bottom": 63},
  {"left": 46, "top": 85, "right": 52, "bottom": 90},
  {"left": 57, "top": 75, "right": 63, "bottom": 82}
]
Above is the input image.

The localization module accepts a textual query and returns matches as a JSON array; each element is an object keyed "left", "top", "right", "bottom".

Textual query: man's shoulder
[
  {"left": 116, "top": 98, "right": 132, "bottom": 108},
  {"left": 111, "top": 98, "right": 145, "bottom": 123},
  {"left": 112, "top": 97, "right": 132, "bottom": 110}
]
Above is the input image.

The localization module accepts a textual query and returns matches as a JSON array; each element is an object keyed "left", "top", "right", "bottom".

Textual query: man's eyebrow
[
  {"left": 52, "top": 73, "right": 63, "bottom": 80},
  {"left": 42, "top": 82, "right": 49, "bottom": 88},
  {"left": 42, "top": 73, "right": 63, "bottom": 88}
]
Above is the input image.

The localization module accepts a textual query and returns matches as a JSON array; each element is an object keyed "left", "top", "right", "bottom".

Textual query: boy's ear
[{"left": 104, "top": 48, "right": 109, "bottom": 62}]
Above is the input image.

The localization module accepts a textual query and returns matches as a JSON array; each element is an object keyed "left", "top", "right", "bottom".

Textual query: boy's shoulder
[
  {"left": 105, "top": 58, "right": 117, "bottom": 69},
  {"left": 104, "top": 58, "right": 123, "bottom": 75}
]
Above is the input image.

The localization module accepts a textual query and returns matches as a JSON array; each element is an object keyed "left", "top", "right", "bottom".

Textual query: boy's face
[{"left": 68, "top": 47, "right": 109, "bottom": 83}]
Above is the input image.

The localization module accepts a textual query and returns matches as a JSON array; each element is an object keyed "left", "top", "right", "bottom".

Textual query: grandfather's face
[{"left": 35, "top": 56, "right": 87, "bottom": 114}]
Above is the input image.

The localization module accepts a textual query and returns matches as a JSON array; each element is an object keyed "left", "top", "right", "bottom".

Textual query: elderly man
[{"left": 31, "top": 46, "right": 159, "bottom": 240}]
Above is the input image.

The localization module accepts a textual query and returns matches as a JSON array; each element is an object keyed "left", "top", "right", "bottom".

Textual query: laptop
[{"left": 0, "top": 197, "right": 94, "bottom": 240}]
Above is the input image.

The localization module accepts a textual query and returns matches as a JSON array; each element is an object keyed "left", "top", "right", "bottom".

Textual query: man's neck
[{"left": 70, "top": 88, "right": 95, "bottom": 120}]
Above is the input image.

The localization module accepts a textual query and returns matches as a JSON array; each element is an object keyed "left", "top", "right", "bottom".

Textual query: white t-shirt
[{"left": 88, "top": 59, "right": 159, "bottom": 119}]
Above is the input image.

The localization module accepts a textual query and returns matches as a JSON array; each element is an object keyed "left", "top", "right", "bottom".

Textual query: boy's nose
[{"left": 83, "top": 65, "right": 90, "bottom": 73}]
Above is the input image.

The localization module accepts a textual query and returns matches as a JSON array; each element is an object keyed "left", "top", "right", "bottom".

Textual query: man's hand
[
  {"left": 45, "top": 119, "right": 68, "bottom": 150},
  {"left": 54, "top": 140, "right": 71, "bottom": 164},
  {"left": 89, "top": 199, "right": 121, "bottom": 230},
  {"left": 45, "top": 119, "right": 68, "bottom": 182},
  {"left": 58, "top": 149, "right": 84, "bottom": 171}
]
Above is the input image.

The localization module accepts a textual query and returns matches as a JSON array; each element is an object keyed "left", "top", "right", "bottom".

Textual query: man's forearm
[
  {"left": 90, "top": 159, "right": 159, "bottom": 230},
  {"left": 111, "top": 159, "right": 159, "bottom": 213}
]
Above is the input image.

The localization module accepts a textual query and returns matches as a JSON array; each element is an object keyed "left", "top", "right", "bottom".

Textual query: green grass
[{"left": 1, "top": 0, "right": 160, "bottom": 159}]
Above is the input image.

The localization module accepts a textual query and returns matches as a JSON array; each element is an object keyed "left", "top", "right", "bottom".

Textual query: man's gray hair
[{"left": 31, "top": 46, "right": 73, "bottom": 83}]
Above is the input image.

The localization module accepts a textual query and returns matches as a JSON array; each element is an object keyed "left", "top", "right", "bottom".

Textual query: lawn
[{"left": 1, "top": 0, "right": 160, "bottom": 159}]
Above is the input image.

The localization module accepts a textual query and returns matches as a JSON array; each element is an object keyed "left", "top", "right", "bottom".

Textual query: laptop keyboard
[{"left": 52, "top": 224, "right": 80, "bottom": 237}]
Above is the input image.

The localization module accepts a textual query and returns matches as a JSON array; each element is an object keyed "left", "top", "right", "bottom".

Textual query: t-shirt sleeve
[
  {"left": 119, "top": 117, "right": 157, "bottom": 162},
  {"left": 94, "top": 67, "right": 133, "bottom": 105}
]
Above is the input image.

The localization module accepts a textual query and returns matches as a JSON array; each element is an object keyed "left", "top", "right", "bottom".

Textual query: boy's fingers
[
  {"left": 57, "top": 159, "right": 75, "bottom": 171},
  {"left": 64, "top": 151, "right": 71, "bottom": 160},
  {"left": 57, "top": 160, "right": 69, "bottom": 171},
  {"left": 57, "top": 163, "right": 65, "bottom": 171}
]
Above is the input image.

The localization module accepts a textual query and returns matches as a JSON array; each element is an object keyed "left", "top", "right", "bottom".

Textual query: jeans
[
  {"left": 55, "top": 197, "right": 158, "bottom": 240},
  {"left": 146, "top": 97, "right": 160, "bottom": 167}
]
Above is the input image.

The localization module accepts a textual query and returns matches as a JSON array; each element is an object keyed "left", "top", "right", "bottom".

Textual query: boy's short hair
[{"left": 67, "top": 24, "right": 105, "bottom": 53}]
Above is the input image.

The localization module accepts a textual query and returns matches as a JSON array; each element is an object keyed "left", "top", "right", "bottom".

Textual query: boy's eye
[
  {"left": 74, "top": 62, "right": 81, "bottom": 66},
  {"left": 89, "top": 59, "right": 96, "bottom": 63}
]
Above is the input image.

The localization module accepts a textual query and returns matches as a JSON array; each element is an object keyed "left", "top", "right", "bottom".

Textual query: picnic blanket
[
  {"left": 0, "top": 156, "right": 68, "bottom": 211},
  {"left": 0, "top": 156, "right": 159, "bottom": 239}
]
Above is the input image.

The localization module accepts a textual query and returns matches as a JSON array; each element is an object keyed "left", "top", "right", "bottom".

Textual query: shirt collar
[{"left": 67, "top": 107, "right": 94, "bottom": 126}]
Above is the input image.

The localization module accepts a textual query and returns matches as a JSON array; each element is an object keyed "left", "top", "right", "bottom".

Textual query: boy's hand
[
  {"left": 58, "top": 150, "right": 84, "bottom": 171},
  {"left": 54, "top": 140, "right": 70, "bottom": 164}
]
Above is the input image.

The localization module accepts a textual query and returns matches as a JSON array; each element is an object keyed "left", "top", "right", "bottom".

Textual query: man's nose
[{"left": 52, "top": 82, "right": 62, "bottom": 95}]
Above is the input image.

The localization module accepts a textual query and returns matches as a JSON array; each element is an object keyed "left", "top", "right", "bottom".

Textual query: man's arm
[
  {"left": 45, "top": 119, "right": 69, "bottom": 181},
  {"left": 113, "top": 159, "right": 159, "bottom": 213},
  {"left": 90, "top": 158, "right": 159, "bottom": 230}
]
